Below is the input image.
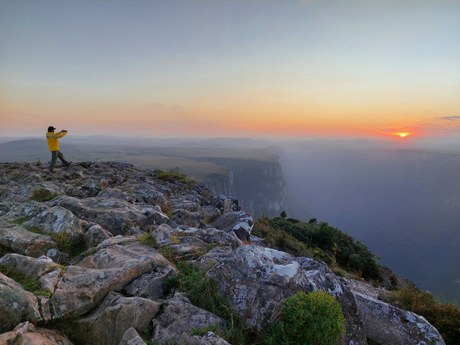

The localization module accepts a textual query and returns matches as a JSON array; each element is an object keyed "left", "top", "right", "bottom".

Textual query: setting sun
[{"left": 396, "top": 132, "right": 410, "bottom": 139}]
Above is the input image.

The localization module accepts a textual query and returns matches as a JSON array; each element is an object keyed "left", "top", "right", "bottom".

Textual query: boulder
[
  {"left": 50, "top": 242, "right": 170, "bottom": 319},
  {"left": 213, "top": 195, "right": 240, "bottom": 214},
  {"left": 0, "top": 222, "right": 56, "bottom": 257},
  {"left": 200, "top": 206, "right": 221, "bottom": 224},
  {"left": 84, "top": 224, "right": 113, "bottom": 248},
  {"left": 171, "top": 199, "right": 201, "bottom": 213},
  {"left": 0, "top": 253, "right": 60, "bottom": 280},
  {"left": 73, "top": 292, "right": 160, "bottom": 345},
  {"left": 97, "top": 187, "right": 132, "bottom": 202},
  {"left": 211, "top": 211, "right": 253, "bottom": 241},
  {"left": 132, "top": 184, "right": 167, "bottom": 206},
  {"left": 196, "top": 245, "right": 366, "bottom": 345},
  {"left": 0, "top": 273, "right": 43, "bottom": 332},
  {"left": 124, "top": 263, "right": 178, "bottom": 300},
  {"left": 172, "top": 209, "right": 202, "bottom": 228},
  {"left": 150, "top": 224, "right": 207, "bottom": 254},
  {"left": 51, "top": 196, "right": 168, "bottom": 235},
  {"left": 152, "top": 293, "right": 226, "bottom": 344},
  {"left": 194, "top": 227, "right": 242, "bottom": 249},
  {"left": 348, "top": 279, "right": 446, "bottom": 345},
  {"left": 23, "top": 206, "right": 83, "bottom": 235},
  {"left": 119, "top": 327, "right": 147, "bottom": 345},
  {"left": 150, "top": 225, "right": 238, "bottom": 259},
  {"left": 0, "top": 322, "right": 73, "bottom": 345},
  {"left": 3, "top": 201, "right": 49, "bottom": 223}
]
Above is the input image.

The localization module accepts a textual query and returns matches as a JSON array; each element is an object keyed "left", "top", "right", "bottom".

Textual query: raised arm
[{"left": 56, "top": 130, "right": 68, "bottom": 138}]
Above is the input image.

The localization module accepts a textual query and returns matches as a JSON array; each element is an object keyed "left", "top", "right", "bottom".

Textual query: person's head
[{"left": 47, "top": 126, "right": 56, "bottom": 132}]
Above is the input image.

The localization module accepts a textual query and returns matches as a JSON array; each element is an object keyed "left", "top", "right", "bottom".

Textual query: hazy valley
[{"left": 1, "top": 137, "right": 459, "bottom": 304}]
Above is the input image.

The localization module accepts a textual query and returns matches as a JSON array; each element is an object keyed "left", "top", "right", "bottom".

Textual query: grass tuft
[
  {"left": 138, "top": 232, "right": 159, "bottom": 249},
  {"left": 31, "top": 187, "right": 55, "bottom": 201},
  {"left": 0, "top": 265, "right": 52, "bottom": 297}
]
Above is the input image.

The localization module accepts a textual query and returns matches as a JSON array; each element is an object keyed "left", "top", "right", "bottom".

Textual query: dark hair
[{"left": 48, "top": 126, "right": 56, "bottom": 132}]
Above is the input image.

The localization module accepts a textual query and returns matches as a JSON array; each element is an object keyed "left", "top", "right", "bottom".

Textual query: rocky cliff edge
[{"left": 0, "top": 162, "right": 445, "bottom": 345}]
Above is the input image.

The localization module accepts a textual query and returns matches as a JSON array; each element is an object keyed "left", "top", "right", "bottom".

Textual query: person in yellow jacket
[{"left": 46, "top": 126, "right": 71, "bottom": 172}]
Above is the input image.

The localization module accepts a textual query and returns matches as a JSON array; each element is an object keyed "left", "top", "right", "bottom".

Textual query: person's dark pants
[{"left": 49, "top": 150, "right": 70, "bottom": 171}]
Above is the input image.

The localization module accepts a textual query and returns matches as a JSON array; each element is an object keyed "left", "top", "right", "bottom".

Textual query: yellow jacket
[{"left": 46, "top": 131, "right": 67, "bottom": 151}]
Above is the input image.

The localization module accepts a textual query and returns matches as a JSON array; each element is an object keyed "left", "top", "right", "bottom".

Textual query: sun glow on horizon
[{"left": 395, "top": 132, "right": 411, "bottom": 139}]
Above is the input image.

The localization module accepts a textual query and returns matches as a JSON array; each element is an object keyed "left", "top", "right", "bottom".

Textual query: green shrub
[
  {"left": 253, "top": 218, "right": 309, "bottom": 257},
  {"left": 31, "top": 187, "right": 55, "bottom": 201},
  {"left": 264, "top": 291, "right": 345, "bottom": 345}
]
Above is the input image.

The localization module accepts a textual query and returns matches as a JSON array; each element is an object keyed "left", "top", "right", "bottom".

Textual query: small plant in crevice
[
  {"left": 10, "top": 216, "right": 31, "bottom": 225},
  {"left": 138, "top": 232, "right": 159, "bottom": 249},
  {"left": 170, "top": 261, "right": 253, "bottom": 345},
  {"left": 263, "top": 291, "right": 345, "bottom": 345},
  {"left": 159, "top": 246, "right": 176, "bottom": 263},
  {"left": 31, "top": 187, "right": 55, "bottom": 202},
  {"left": 51, "top": 231, "right": 86, "bottom": 258},
  {"left": 0, "top": 265, "right": 51, "bottom": 297},
  {"left": 141, "top": 323, "right": 160, "bottom": 345},
  {"left": 190, "top": 324, "right": 222, "bottom": 336}
]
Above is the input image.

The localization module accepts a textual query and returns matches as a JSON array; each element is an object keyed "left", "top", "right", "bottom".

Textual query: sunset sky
[{"left": 1, "top": 0, "right": 459, "bottom": 140}]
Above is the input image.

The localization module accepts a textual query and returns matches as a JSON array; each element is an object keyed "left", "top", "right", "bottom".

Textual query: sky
[{"left": 1, "top": 0, "right": 459, "bottom": 141}]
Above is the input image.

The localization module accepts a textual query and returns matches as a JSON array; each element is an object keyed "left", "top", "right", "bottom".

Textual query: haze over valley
[{"left": 1, "top": 136, "right": 459, "bottom": 304}]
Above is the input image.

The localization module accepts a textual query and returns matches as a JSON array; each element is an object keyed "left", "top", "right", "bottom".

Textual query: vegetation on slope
[
  {"left": 253, "top": 212, "right": 460, "bottom": 345},
  {"left": 264, "top": 291, "right": 345, "bottom": 345},
  {"left": 384, "top": 287, "right": 460, "bottom": 345},
  {"left": 253, "top": 213, "right": 382, "bottom": 282}
]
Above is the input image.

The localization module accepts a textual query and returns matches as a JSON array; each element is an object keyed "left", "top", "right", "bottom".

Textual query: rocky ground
[{"left": 0, "top": 162, "right": 446, "bottom": 345}]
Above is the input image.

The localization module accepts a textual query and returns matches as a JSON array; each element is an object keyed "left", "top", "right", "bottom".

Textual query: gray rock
[
  {"left": 152, "top": 292, "right": 226, "bottom": 344},
  {"left": 348, "top": 279, "right": 445, "bottom": 345},
  {"left": 0, "top": 273, "right": 43, "bottom": 332},
  {"left": 74, "top": 291, "right": 160, "bottom": 345},
  {"left": 196, "top": 245, "right": 366, "bottom": 345},
  {"left": 0, "top": 322, "right": 73, "bottom": 345},
  {"left": 211, "top": 211, "right": 253, "bottom": 241},
  {"left": 84, "top": 224, "right": 113, "bottom": 248},
  {"left": 98, "top": 187, "right": 132, "bottom": 202},
  {"left": 214, "top": 195, "right": 240, "bottom": 214},
  {"left": 171, "top": 199, "right": 201, "bottom": 212},
  {"left": 195, "top": 227, "right": 242, "bottom": 248},
  {"left": 172, "top": 209, "right": 202, "bottom": 227},
  {"left": 129, "top": 182, "right": 167, "bottom": 207},
  {"left": 0, "top": 222, "right": 56, "bottom": 257},
  {"left": 23, "top": 205, "right": 83, "bottom": 235},
  {"left": 0, "top": 253, "right": 60, "bottom": 280},
  {"left": 4, "top": 201, "right": 49, "bottom": 222},
  {"left": 119, "top": 327, "right": 147, "bottom": 345},
  {"left": 51, "top": 196, "right": 168, "bottom": 235},
  {"left": 50, "top": 242, "right": 170, "bottom": 319},
  {"left": 200, "top": 205, "right": 222, "bottom": 224},
  {"left": 124, "top": 263, "right": 178, "bottom": 300}
]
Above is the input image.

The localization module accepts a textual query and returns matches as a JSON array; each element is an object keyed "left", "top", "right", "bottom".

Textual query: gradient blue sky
[{"left": 1, "top": 0, "right": 459, "bottom": 140}]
